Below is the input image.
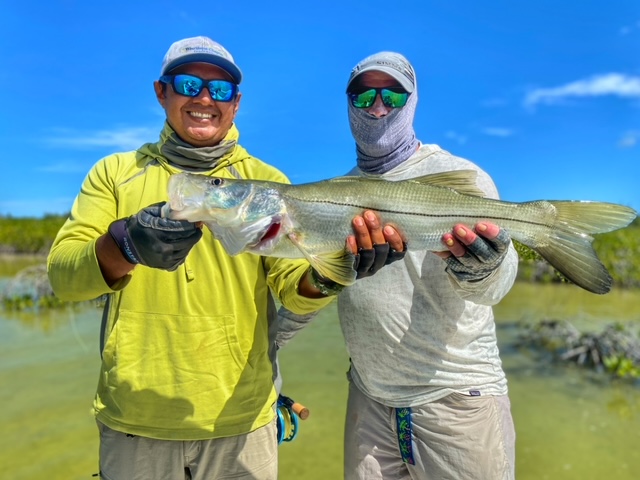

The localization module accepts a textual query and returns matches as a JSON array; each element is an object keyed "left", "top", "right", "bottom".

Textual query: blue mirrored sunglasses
[
  {"left": 348, "top": 87, "right": 409, "bottom": 109},
  {"left": 159, "top": 74, "right": 238, "bottom": 102}
]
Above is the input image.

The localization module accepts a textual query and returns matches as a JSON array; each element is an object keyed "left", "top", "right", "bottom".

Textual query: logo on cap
[
  {"left": 374, "top": 60, "right": 415, "bottom": 84},
  {"left": 180, "top": 45, "right": 227, "bottom": 58},
  {"left": 349, "top": 54, "right": 415, "bottom": 87}
]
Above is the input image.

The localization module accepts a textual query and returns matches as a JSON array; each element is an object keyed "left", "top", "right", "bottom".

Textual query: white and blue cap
[
  {"left": 346, "top": 51, "right": 415, "bottom": 93},
  {"left": 160, "top": 36, "right": 243, "bottom": 84}
]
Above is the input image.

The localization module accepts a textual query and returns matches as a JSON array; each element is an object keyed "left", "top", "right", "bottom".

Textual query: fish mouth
[
  {"left": 257, "top": 222, "right": 281, "bottom": 245},
  {"left": 246, "top": 219, "right": 283, "bottom": 252},
  {"left": 166, "top": 173, "right": 205, "bottom": 219}
]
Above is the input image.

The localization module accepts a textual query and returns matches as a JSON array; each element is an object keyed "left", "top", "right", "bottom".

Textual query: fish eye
[{"left": 210, "top": 178, "right": 224, "bottom": 186}]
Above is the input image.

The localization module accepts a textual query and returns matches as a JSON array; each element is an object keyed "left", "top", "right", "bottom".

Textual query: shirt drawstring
[{"left": 395, "top": 407, "right": 415, "bottom": 465}]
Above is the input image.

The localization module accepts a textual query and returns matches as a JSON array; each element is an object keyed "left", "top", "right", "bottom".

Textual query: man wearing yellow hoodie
[{"left": 47, "top": 36, "right": 404, "bottom": 480}]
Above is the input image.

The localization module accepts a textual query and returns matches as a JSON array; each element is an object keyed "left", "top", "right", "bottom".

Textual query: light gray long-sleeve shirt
[{"left": 278, "top": 144, "right": 518, "bottom": 407}]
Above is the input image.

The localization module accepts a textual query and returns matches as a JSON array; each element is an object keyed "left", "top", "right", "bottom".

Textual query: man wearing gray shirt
[{"left": 279, "top": 51, "right": 517, "bottom": 480}]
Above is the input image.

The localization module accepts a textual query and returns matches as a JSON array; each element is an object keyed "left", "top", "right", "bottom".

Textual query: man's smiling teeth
[{"left": 190, "top": 112, "right": 213, "bottom": 119}]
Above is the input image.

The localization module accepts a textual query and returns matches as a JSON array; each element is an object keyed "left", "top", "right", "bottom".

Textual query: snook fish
[{"left": 163, "top": 170, "right": 637, "bottom": 294}]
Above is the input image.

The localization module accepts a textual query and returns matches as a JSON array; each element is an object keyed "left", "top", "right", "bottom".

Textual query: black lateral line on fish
[{"left": 299, "top": 199, "right": 550, "bottom": 229}]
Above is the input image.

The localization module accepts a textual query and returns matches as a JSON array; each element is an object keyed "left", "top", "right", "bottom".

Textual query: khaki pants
[
  {"left": 98, "top": 420, "right": 278, "bottom": 480},
  {"left": 344, "top": 383, "right": 516, "bottom": 480}
]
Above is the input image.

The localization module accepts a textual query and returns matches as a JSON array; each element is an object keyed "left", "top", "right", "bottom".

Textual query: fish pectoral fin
[
  {"left": 408, "top": 170, "right": 485, "bottom": 197},
  {"left": 308, "top": 249, "right": 357, "bottom": 286},
  {"left": 288, "top": 236, "right": 357, "bottom": 286}
]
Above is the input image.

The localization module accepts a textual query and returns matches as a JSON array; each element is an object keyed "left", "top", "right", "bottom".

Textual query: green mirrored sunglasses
[{"left": 348, "top": 87, "right": 409, "bottom": 109}]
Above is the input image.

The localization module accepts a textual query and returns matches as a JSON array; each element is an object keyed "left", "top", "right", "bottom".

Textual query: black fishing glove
[
  {"left": 108, "top": 202, "right": 202, "bottom": 271},
  {"left": 444, "top": 229, "right": 511, "bottom": 282},
  {"left": 354, "top": 242, "right": 407, "bottom": 279}
]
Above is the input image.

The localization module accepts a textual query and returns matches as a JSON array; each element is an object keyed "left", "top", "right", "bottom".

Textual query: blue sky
[{"left": 1, "top": 1, "right": 639, "bottom": 218}]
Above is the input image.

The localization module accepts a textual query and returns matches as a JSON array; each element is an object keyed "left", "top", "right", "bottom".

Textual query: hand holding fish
[
  {"left": 435, "top": 222, "right": 511, "bottom": 282},
  {"left": 348, "top": 210, "right": 406, "bottom": 279},
  {"left": 300, "top": 210, "right": 406, "bottom": 297},
  {"left": 108, "top": 202, "right": 203, "bottom": 271}
]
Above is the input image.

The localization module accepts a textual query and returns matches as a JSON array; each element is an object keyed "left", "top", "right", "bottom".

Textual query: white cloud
[
  {"left": 524, "top": 73, "right": 640, "bottom": 108},
  {"left": 178, "top": 11, "right": 199, "bottom": 26},
  {"left": 618, "top": 131, "right": 639, "bottom": 148},
  {"left": 619, "top": 20, "right": 640, "bottom": 35},
  {"left": 35, "top": 161, "right": 90, "bottom": 174},
  {"left": 482, "top": 127, "right": 513, "bottom": 137},
  {"left": 445, "top": 131, "right": 467, "bottom": 145},
  {"left": 44, "top": 127, "right": 157, "bottom": 151}
]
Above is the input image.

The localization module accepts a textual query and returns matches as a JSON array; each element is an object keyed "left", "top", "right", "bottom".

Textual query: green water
[
  {"left": 1, "top": 257, "right": 639, "bottom": 479},
  {"left": 493, "top": 284, "right": 640, "bottom": 479},
  {"left": 0, "top": 253, "right": 46, "bottom": 276}
]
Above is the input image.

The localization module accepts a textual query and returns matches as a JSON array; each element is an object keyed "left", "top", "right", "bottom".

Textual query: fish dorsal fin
[
  {"left": 406, "top": 170, "right": 484, "bottom": 197},
  {"left": 324, "top": 170, "right": 484, "bottom": 197}
]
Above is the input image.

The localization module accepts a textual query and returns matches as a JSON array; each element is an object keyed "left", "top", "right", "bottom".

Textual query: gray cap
[
  {"left": 346, "top": 51, "right": 415, "bottom": 93},
  {"left": 160, "top": 36, "right": 243, "bottom": 84}
]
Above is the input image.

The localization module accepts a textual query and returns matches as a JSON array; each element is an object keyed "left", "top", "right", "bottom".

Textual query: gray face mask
[{"left": 348, "top": 87, "right": 419, "bottom": 175}]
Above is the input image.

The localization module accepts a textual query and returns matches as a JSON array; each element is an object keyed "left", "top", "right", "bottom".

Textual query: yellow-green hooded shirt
[{"left": 47, "top": 125, "right": 333, "bottom": 440}]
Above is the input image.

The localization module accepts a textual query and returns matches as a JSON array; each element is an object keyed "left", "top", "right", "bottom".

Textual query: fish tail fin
[{"left": 526, "top": 201, "right": 637, "bottom": 294}]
